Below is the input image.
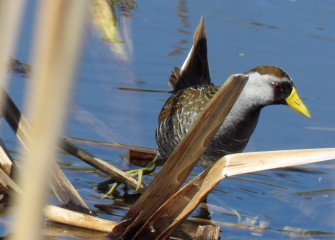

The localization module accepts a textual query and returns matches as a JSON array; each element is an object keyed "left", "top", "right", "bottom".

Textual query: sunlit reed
[
  {"left": 0, "top": 0, "right": 26, "bottom": 113},
  {"left": 9, "top": 1, "right": 87, "bottom": 240}
]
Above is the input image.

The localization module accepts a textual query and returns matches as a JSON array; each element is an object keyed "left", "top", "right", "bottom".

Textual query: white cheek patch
[{"left": 242, "top": 73, "right": 283, "bottom": 105}]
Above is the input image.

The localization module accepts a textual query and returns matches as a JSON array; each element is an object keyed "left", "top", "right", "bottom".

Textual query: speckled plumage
[
  {"left": 155, "top": 18, "right": 310, "bottom": 166},
  {"left": 156, "top": 71, "right": 284, "bottom": 163},
  {"left": 156, "top": 74, "right": 272, "bottom": 164}
]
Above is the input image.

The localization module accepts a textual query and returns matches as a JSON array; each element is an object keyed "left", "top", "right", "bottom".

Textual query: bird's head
[{"left": 244, "top": 65, "right": 311, "bottom": 118}]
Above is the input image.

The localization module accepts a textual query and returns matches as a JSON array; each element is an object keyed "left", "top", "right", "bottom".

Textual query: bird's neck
[
  {"left": 227, "top": 98, "right": 262, "bottom": 137},
  {"left": 213, "top": 95, "right": 262, "bottom": 155}
]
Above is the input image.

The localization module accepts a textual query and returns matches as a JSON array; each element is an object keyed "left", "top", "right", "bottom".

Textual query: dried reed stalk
[
  {"left": 44, "top": 205, "right": 117, "bottom": 233},
  {"left": 0, "top": 140, "right": 17, "bottom": 195},
  {"left": 42, "top": 223, "right": 108, "bottom": 240},
  {"left": 110, "top": 74, "right": 248, "bottom": 239},
  {"left": 0, "top": 167, "right": 22, "bottom": 194},
  {"left": 0, "top": 0, "right": 25, "bottom": 198},
  {"left": 0, "top": 139, "right": 14, "bottom": 176},
  {"left": 10, "top": 1, "right": 87, "bottom": 240},
  {"left": 0, "top": 0, "right": 26, "bottom": 112},
  {"left": 2, "top": 88, "right": 90, "bottom": 210},
  {"left": 61, "top": 141, "right": 145, "bottom": 191},
  {"left": 65, "top": 137, "right": 157, "bottom": 167},
  {"left": 195, "top": 225, "right": 220, "bottom": 240},
  {"left": 0, "top": 144, "right": 117, "bottom": 234},
  {"left": 2, "top": 87, "right": 144, "bottom": 193},
  {"left": 135, "top": 148, "right": 335, "bottom": 239}
]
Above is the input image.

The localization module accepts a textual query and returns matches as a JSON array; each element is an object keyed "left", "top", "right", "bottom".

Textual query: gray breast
[{"left": 201, "top": 108, "right": 261, "bottom": 165}]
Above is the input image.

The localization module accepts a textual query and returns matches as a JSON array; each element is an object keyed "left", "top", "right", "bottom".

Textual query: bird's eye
[{"left": 271, "top": 82, "right": 283, "bottom": 91}]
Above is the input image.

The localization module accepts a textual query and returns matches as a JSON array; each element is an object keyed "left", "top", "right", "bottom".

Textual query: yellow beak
[{"left": 286, "top": 87, "right": 311, "bottom": 118}]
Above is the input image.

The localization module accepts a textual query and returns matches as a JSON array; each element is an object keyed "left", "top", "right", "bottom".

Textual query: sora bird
[
  {"left": 155, "top": 17, "right": 311, "bottom": 166},
  {"left": 106, "top": 17, "right": 311, "bottom": 195}
]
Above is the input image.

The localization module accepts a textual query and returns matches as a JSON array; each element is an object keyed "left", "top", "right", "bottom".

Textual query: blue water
[{"left": 2, "top": 0, "right": 335, "bottom": 239}]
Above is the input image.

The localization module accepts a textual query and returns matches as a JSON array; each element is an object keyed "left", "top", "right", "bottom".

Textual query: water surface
[{"left": 2, "top": 0, "right": 335, "bottom": 239}]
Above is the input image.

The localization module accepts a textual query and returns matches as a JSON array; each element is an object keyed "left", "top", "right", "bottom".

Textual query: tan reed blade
[
  {"left": 110, "top": 74, "right": 248, "bottom": 239},
  {"left": 10, "top": 1, "right": 88, "bottom": 240}
]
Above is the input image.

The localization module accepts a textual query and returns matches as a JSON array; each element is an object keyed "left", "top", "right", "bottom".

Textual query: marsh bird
[
  {"left": 107, "top": 17, "right": 311, "bottom": 196},
  {"left": 156, "top": 17, "right": 311, "bottom": 166}
]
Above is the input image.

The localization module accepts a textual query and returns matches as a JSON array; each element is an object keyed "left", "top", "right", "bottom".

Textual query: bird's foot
[{"left": 102, "top": 156, "right": 158, "bottom": 198}]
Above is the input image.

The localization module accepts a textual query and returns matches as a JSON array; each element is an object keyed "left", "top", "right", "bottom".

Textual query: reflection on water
[
  {"left": 250, "top": 21, "right": 280, "bottom": 30},
  {"left": 116, "top": 86, "right": 168, "bottom": 93},
  {"left": 91, "top": 0, "right": 136, "bottom": 61},
  {"left": 169, "top": 0, "right": 191, "bottom": 57}
]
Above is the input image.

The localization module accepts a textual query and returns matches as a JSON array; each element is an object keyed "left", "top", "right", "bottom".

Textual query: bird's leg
[{"left": 103, "top": 156, "right": 159, "bottom": 197}]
